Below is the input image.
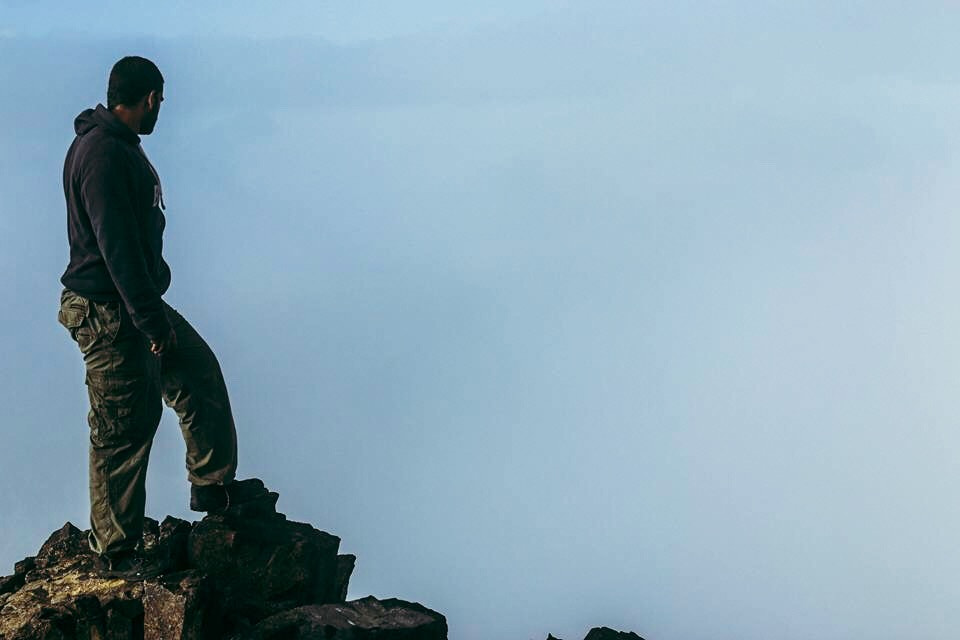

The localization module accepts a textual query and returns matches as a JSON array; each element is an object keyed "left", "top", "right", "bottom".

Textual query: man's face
[{"left": 139, "top": 89, "right": 163, "bottom": 135}]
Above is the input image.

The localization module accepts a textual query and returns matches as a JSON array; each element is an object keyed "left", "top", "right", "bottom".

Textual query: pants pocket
[
  {"left": 89, "top": 299, "right": 123, "bottom": 345},
  {"left": 59, "top": 290, "right": 122, "bottom": 353},
  {"left": 85, "top": 372, "right": 150, "bottom": 447},
  {"left": 58, "top": 289, "right": 90, "bottom": 345}
]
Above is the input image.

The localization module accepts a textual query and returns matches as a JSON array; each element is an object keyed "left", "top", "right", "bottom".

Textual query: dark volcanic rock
[
  {"left": 143, "top": 515, "right": 192, "bottom": 575},
  {"left": 35, "top": 522, "right": 93, "bottom": 573},
  {"left": 224, "top": 490, "right": 283, "bottom": 519},
  {"left": 2, "top": 558, "right": 37, "bottom": 596},
  {"left": 547, "top": 628, "right": 646, "bottom": 640},
  {"left": 584, "top": 627, "right": 646, "bottom": 640},
  {"left": 237, "top": 595, "right": 448, "bottom": 640},
  {"left": 0, "top": 480, "right": 434, "bottom": 639},
  {"left": 332, "top": 554, "right": 356, "bottom": 603},
  {"left": 187, "top": 508, "right": 341, "bottom": 627},
  {"left": 0, "top": 572, "right": 24, "bottom": 596},
  {"left": 14, "top": 556, "right": 36, "bottom": 577},
  {"left": 0, "top": 570, "right": 144, "bottom": 640},
  {"left": 143, "top": 571, "right": 215, "bottom": 640}
]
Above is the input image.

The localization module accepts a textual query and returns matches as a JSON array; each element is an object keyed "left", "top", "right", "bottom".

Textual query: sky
[{"left": 4, "top": 1, "right": 960, "bottom": 639}]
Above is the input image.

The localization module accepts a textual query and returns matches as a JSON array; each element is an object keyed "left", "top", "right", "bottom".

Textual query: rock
[
  {"left": 0, "top": 565, "right": 143, "bottom": 640},
  {"left": 97, "top": 596, "right": 146, "bottom": 640},
  {"left": 546, "top": 635, "right": 564, "bottom": 640},
  {"left": 584, "top": 627, "right": 646, "bottom": 640},
  {"left": 223, "top": 491, "right": 282, "bottom": 519},
  {"left": 0, "top": 482, "right": 449, "bottom": 639},
  {"left": 187, "top": 510, "right": 341, "bottom": 627},
  {"left": 0, "top": 572, "right": 24, "bottom": 596},
  {"left": 143, "top": 516, "right": 192, "bottom": 575},
  {"left": 14, "top": 556, "right": 36, "bottom": 576},
  {"left": 237, "top": 595, "right": 448, "bottom": 640},
  {"left": 143, "top": 571, "right": 216, "bottom": 640},
  {"left": 331, "top": 554, "right": 356, "bottom": 603},
  {"left": 34, "top": 522, "right": 93, "bottom": 574}
]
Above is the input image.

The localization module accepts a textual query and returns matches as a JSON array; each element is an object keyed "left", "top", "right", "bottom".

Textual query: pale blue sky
[
  {"left": 0, "top": 0, "right": 564, "bottom": 42},
  {"left": 4, "top": 2, "right": 960, "bottom": 639}
]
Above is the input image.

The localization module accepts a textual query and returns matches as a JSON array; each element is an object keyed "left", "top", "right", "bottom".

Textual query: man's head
[{"left": 107, "top": 56, "right": 164, "bottom": 135}]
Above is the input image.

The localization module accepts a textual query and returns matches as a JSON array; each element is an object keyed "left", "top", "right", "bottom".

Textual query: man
[{"left": 58, "top": 56, "right": 267, "bottom": 579}]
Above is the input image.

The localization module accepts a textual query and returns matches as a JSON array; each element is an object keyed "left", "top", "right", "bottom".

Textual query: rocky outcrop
[
  {"left": 0, "top": 488, "right": 645, "bottom": 639},
  {"left": 548, "top": 629, "right": 646, "bottom": 640},
  {"left": 584, "top": 628, "right": 646, "bottom": 640},
  {"left": 0, "top": 488, "right": 446, "bottom": 639},
  {"left": 234, "top": 597, "right": 448, "bottom": 639}
]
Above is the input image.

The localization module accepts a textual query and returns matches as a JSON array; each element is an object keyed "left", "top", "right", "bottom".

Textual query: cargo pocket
[
  {"left": 85, "top": 372, "right": 147, "bottom": 447},
  {"left": 58, "top": 291, "right": 122, "bottom": 353},
  {"left": 58, "top": 290, "right": 93, "bottom": 350},
  {"left": 89, "top": 299, "right": 122, "bottom": 346}
]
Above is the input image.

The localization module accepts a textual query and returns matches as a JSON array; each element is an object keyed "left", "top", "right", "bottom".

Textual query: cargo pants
[{"left": 57, "top": 287, "right": 238, "bottom": 557}]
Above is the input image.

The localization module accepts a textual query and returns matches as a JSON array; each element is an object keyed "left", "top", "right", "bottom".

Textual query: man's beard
[{"left": 140, "top": 107, "right": 159, "bottom": 135}]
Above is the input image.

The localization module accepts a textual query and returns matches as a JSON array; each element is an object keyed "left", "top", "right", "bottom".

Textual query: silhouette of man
[{"left": 58, "top": 56, "right": 266, "bottom": 579}]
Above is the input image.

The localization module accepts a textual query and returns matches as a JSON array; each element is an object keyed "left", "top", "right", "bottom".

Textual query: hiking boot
[
  {"left": 93, "top": 549, "right": 163, "bottom": 581},
  {"left": 190, "top": 478, "right": 269, "bottom": 514}
]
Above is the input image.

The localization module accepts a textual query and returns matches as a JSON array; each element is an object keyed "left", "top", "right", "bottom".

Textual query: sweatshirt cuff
[{"left": 135, "top": 312, "right": 173, "bottom": 345}]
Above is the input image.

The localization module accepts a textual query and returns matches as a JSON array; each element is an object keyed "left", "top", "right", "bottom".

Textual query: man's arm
[{"left": 80, "top": 143, "right": 172, "bottom": 344}]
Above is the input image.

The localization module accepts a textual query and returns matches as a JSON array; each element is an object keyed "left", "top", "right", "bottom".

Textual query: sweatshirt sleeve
[{"left": 80, "top": 143, "right": 172, "bottom": 343}]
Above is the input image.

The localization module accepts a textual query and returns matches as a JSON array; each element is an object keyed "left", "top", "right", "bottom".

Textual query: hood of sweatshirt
[{"left": 73, "top": 103, "right": 141, "bottom": 145}]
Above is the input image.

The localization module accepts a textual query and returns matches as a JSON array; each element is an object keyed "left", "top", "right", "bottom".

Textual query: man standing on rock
[{"left": 57, "top": 56, "right": 268, "bottom": 579}]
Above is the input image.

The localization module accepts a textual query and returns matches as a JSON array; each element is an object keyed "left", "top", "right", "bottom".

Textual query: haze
[{"left": 3, "top": 2, "right": 960, "bottom": 638}]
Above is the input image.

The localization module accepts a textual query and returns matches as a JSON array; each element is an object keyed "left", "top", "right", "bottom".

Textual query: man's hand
[{"left": 150, "top": 327, "right": 178, "bottom": 356}]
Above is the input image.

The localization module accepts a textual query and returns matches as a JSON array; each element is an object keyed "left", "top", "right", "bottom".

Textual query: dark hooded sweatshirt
[{"left": 60, "top": 103, "right": 172, "bottom": 344}]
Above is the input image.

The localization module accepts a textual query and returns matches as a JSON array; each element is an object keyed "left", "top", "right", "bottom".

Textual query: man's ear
[{"left": 145, "top": 90, "right": 159, "bottom": 111}]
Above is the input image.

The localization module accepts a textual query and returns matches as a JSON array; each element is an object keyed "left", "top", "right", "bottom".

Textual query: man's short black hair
[{"left": 107, "top": 56, "right": 163, "bottom": 110}]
